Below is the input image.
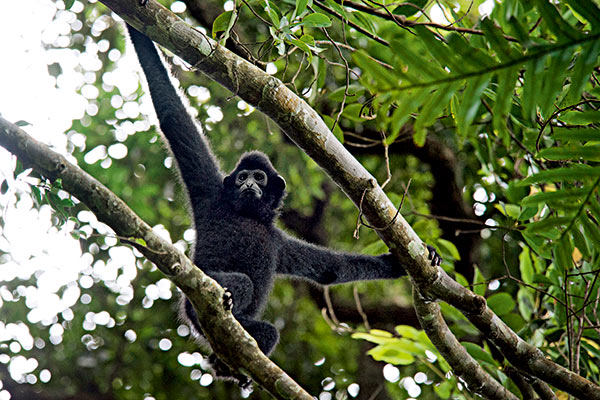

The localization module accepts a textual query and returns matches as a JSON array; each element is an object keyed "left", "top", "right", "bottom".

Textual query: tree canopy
[{"left": 1, "top": 0, "right": 600, "bottom": 399}]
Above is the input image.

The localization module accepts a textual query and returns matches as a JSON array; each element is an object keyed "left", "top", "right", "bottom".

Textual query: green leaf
[
  {"left": 480, "top": 18, "right": 515, "bottom": 62},
  {"left": 526, "top": 216, "right": 571, "bottom": 237},
  {"left": 328, "top": 85, "right": 364, "bottom": 102},
  {"left": 519, "top": 165, "right": 600, "bottom": 185},
  {"left": 518, "top": 287, "right": 535, "bottom": 321},
  {"left": 540, "top": 48, "right": 574, "bottom": 118},
  {"left": 462, "top": 342, "right": 496, "bottom": 365},
  {"left": 265, "top": 3, "right": 281, "bottom": 27},
  {"left": 534, "top": 0, "right": 580, "bottom": 40},
  {"left": 560, "top": 111, "right": 600, "bottom": 125},
  {"left": 487, "top": 292, "right": 516, "bottom": 315},
  {"left": 414, "top": 25, "right": 467, "bottom": 74},
  {"left": 446, "top": 34, "right": 496, "bottom": 69},
  {"left": 570, "top": 221, "right": 590, "bottom": 259},
  {"left": 554, "top": 235, "right": 574, "bottom": 272},
  {"left": 301, "top": 13, "right": 332, "bottom": 28},
  {"left": 64, "top": 0, "right": 75, "bottom": 9},
  {"left": 506, "top": 180, "right": 529, "bottom": 203},
  {"left": 496, "top": 203, "right": 520, "bottom": 219},
  {"left": 352, "top": 330, "right": 395, "bottom": 345},
  {"left": 393, "top": 0, "right": 427, "bottom": 17},
  {"left": 386, "top": 90, "right": 430, "bottom": 144},
  {"left": 492, "top": 66, "right": 519, "bottom": 146},
  {"left": 581, "top": 215, "right": 600, "bottom": 247},
  {"left": 540, "top": 145, "right": 600, "bottom": 161},
  {"left": 60, "top": 197, "right": 75, "bottom": 208},
  {"left": 519, "top": 206, "right": 538, "bottom": 221},
  {"left": 353, "top": 51, "right": 398, "bottom": 89},
  {"left": 519, "top": 247, "right": 534, "bottom": 285},
  {"left": 565, "top": 40, "right": 600, "bottom": 104},
  {"left": 390, "top": 39, "right": 447, "bottom": 80},
  {"left": 294, "top": 0, "right": 309, "bottom": 17},
  {"left": 522, "top": 55, "right": 547, "bottom": 122},
  {"left": 413, "top": 83, "right": 459, "bottom": 146},
  {"left": 394, "top": 326, "right": 421, "bottom": 341},
  {"left": 367, "top": 343, "right": 416, "bottom": 365},
  {"left": 565, "top": 0, "right": 600, "bottom": 28},
  {"left": 506, "top": 15, "right": 531, "bottom": 44},
  {"left": 212, "top": 11, "right": 235, "bottom": 39},
  {"left": 287, "top": 37, "right": 312, "bottom": 63},
  {"left": 31, "top": 185, "right": 43, "bottom": 206},
  {"left": 564, "top": 0, "right": 600, "bottom": 28},
  {"left": 521, "top": 188, "right": 587, "bottom": 206},
  {"left": 473, "top": 268, "right": 486, "bottom": 297},
  {"left": 502, "top": 313, "right": 526, "bottom": 331},
  {"left": 436, "top": 238, "right": 460, "bottom": 261},
  {"left": 456, "top": 74, "right": 490, "bottom": 139},
  {"left": 553, "top": 127, "right": 600, "bottom": 142},
  {"left": 533, "top": 273, "right": 553, "bottom": 285}
]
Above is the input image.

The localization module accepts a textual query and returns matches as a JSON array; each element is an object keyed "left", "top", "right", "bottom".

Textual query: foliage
[{"left": 1, "top": 0, "right": 600, "bottom": 399}]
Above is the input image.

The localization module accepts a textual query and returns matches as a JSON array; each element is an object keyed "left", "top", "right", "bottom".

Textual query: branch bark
[
  {"left": 413, "top": 289, "right": 519, "bottom": 400},
  {"left": 0, "top": 116, "right": 313, "bottom": 400}
]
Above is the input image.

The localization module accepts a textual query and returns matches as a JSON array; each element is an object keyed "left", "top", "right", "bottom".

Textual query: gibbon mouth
[{"left": 241, "top": 187, "right": 262, "bottom": 197}]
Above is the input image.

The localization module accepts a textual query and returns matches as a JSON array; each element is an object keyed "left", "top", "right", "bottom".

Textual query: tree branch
[
  {"left": 413, "top": 289, "right": 519, "bottom": 400},
  {"left": 0, "top": 116, "right": 313, "bottom": 400}
]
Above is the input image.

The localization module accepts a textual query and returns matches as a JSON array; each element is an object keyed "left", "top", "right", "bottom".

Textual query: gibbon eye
[
  {"left": 238, "top": 172, "right": 248, "bottom": 181},
  {"left": 255, "top": 173, "right": 264, "bottom": 181}
]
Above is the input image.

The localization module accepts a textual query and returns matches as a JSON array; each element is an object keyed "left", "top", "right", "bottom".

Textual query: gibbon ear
[
  {"left": 274, "top": 175, "right": 286, "bottom": 192},
  {"left": 223, "top": 174, "right": 234, "bottom": 187}
]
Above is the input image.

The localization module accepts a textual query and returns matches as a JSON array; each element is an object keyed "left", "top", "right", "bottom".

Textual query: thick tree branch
[
  {"left": 42, "top": 0, "right": 600, "bottom": 397},
  {"left": 0, "top": 116, "right": 312, "bottom": 400},
  {"left": 413, "top": 289, "right": 519, "bottom": 400}
]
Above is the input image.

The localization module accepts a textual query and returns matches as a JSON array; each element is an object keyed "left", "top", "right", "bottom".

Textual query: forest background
[{"left": 1, "top": 0, "right": 600, "bottom": 399}]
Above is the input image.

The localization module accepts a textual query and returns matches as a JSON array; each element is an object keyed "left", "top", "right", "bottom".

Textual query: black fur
[{"left": 127, "top": 25, "right": 441, "bottom": 384}]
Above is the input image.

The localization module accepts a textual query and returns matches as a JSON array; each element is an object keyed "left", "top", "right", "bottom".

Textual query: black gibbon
[{"left": 126, "top": 24, "right": 441, "bottom": 386}]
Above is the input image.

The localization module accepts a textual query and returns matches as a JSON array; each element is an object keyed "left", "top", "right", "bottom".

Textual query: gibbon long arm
[
  {"left": 127, "top": 25, "right": 223, "bottom": 209},
  {"left": 275, "top": 233, "right": 407, "bottom": 284}
]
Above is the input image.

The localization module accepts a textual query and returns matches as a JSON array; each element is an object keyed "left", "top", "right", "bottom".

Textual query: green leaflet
[
  {"left": 563, "top": 0, "right": 600, "bottom": 29},
  {"left": 353, "top": 50, "right": 398, "bottom": 90},
  {"left": 522, "top": 55, "right": 547, "bottom": 122},
  {"left": 565, "top": 39, "right": 600, "bottom": 105},
  {"left": 301, "top": 13, "right": 331, "bottom": 28},
  {"left": 414, "top": 25, "right": 468, "bottom": 74},
  {"left": 390, "top": 39, "right": 446, "bottom": 81},
  {"left": 539, "top": 145, "right": 600, "bottom": 161},
  {"left": 534, "top": 0, "right": 580, "bottom": 41},
  {"left": 521, "top": 188, "right": 588, "bottom": 206},
  {"left": 539, "top": 48, "right": 574, "bottom": 118},
  {"left": 553, "top": 127, "right": 600, "bottom": 142},
  {"left": 480, "top": 18, "right": 516, "bottom": 62},
  {"left": 456, "top": 74, "right": 491, "bottom": 139},
  {"left": 386, "top": 89, "right": 430, "bottom": 144},
  {"left": 487, "top": 292, "right": 516, "bottom": 316},
  {"left": 413, "top": 83, "right": 458, "bottom": 146},
  {"left": 520, "top": 165, "right": 600, "bottom": 185},
  {"left": 492, "top": 66, "right": 519, "bottom": 146}
]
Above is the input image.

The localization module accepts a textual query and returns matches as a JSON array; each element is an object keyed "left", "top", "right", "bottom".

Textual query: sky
[{"left": 0, "top": 0, "right": 156, "bottom": 389}]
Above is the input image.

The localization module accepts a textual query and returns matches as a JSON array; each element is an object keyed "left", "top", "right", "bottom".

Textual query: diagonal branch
[
  {"left": 413, "top": 289, "right": 519, "bottom": 400},
  {"left": 0, "top": 116, "right": 313, "bottom": 400}
]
